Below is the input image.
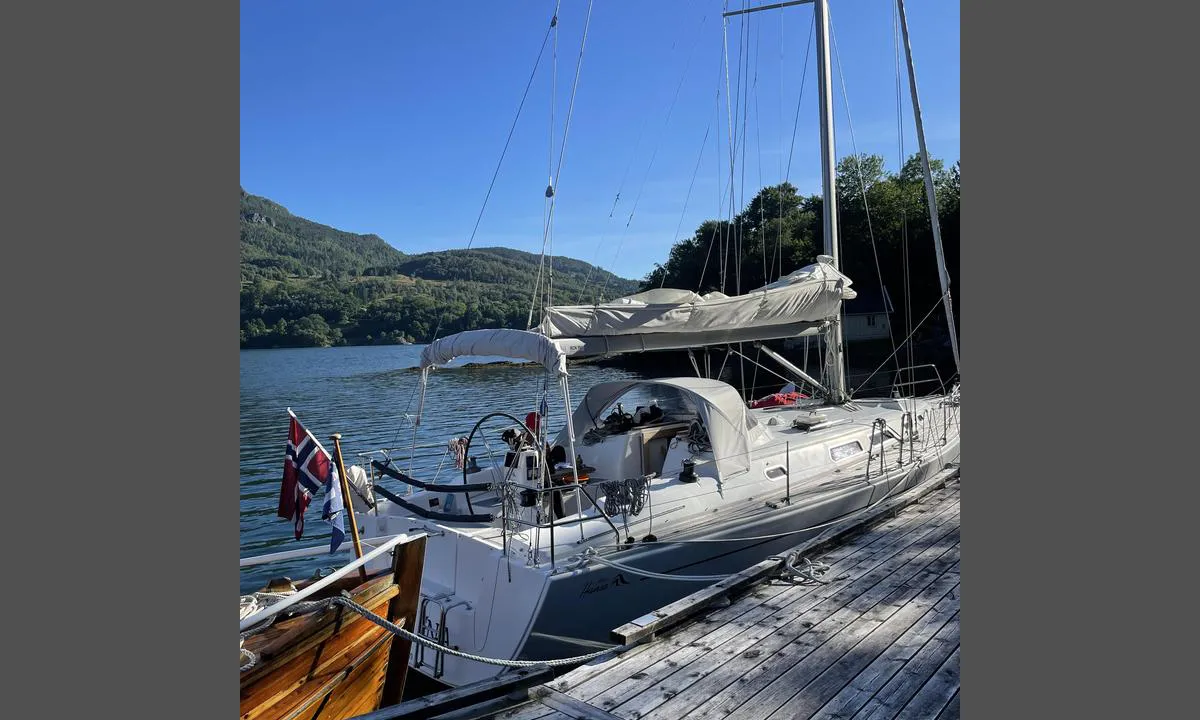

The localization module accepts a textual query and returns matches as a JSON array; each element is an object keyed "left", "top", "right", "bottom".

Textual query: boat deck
[{"left": 496, "top": 478, "right": 961, "bottom": 720}]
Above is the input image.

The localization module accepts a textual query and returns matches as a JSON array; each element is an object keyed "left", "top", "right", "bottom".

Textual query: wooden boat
[{"left": 239, "top": 533, "right": 427, "bottom": 720}]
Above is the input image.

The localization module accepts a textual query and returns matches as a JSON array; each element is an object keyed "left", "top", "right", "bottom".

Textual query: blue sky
[{"left": 240, "top": 0, "right": 959, "bottom": 282}]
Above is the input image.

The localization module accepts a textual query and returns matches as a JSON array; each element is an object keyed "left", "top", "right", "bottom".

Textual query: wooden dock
[{"left": 496, "top": 476, "right": 961, "bottom": 720}]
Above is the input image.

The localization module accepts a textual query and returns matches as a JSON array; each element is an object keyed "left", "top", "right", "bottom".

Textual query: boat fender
[{"left": 345, "top": 464, "right": 376, "bottom": 512}]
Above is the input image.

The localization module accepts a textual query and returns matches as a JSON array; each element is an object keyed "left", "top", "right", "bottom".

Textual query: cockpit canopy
[{"left": 555, "top": 377, "right": 768, "bottom": 480}]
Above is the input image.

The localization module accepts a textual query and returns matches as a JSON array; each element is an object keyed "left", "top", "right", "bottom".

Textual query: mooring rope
[
  {"left": 237, "top": 552, "right": 830, "bottom": 673},
  {"left": 581, "top": 546, "right": 832, "bottom": 586},
  {"left": 239, "top": 594, "right": 618, "bottom": 673},
  {"left": 583, "top": 547, "right": 729, "bottom": 582}
]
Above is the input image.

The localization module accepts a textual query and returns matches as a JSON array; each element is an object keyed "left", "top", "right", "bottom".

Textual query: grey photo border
[{"left": 3, "top": 1, "right": 1188, "bottom": 718}]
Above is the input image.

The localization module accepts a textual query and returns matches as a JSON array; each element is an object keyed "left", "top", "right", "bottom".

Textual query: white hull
[{"left": 356, "top": 392, "right": 960, "bottom": 687}]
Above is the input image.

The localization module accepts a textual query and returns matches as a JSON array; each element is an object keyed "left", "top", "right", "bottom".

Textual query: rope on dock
[
  {"left": 239, "top": 593, "right": 619, "bottom": 672},
  {"left": 780, "top": 555, "right": 831, "bottom": 585}
]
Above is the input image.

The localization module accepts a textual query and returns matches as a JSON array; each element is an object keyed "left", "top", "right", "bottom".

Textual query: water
[{"left": 240, "top": 344, "right": 644, "bottom": 592}]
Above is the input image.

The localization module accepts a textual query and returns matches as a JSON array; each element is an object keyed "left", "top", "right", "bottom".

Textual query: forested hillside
[
  {"left": 241, "top": 151, "right": 957, "bottom": 351},
  {"left": 239, "top": 190, "right": 638, "bottom": 348}
]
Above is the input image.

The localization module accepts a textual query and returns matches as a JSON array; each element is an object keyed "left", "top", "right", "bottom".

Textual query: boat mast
[
  {"left": 896, "top": 0, "right": 960, "bottom": 375},
  {"left": 724, "top": 0, "right": 847, "bottom": 403},
  {"left": 813, "top": 0, "right": 846, "bottom": 403}
]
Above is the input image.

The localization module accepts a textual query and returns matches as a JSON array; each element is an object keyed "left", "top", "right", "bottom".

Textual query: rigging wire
[
  {"left": 720, "top": 7, "right": 734, "bottom": 293},
  {"left": 827, "top": 11, "right": 902, "bottom": 379},
  {"left": 893, "top": 0, "right": 916, "bottom": 391},
  {"left": 460, "top": 6, "right": 558, "bottom": 258},
  {"left": 721, "top": 2, "right": 751, "bottom": 394},
  {"left": 754, "top": 21, "right": 765, "bottom": 288},
  {"left": 595, "top": 5, "right": 708, "bottom": 304},
  {"left": 577, "top": 0, "right": 701, "bottom": 303},
  {"left": 777, "top": 12, "right": 815, "bottom": 282},
  {"left": 782, "top": 14, "right": 816, "bottom": 183},
  {"left": 661, "top": 116, "right": 713, "bottom": 290},
  {"left": 698, "top": 66, "right": 727, "bottom": 295},
  {"left": 528, "top": 0, "right": 595, "bottom": 329},
  {"left": 395, "top": 6, "right": 558, "bottom": 448},
  {"left": 545, "top": 3, "right": 560, "bottom": 321},
  {"left": 850, "top": 294, "right": 947, "bottom": 398},
  {"left": 775, "top": 15, "right": 784, "bottom": 282},
  {"left": 748, "top": 16, "right": 767, "bottom": 398},
  {"left": 427, "top": 5, "right": 559, "bottom": 344}
]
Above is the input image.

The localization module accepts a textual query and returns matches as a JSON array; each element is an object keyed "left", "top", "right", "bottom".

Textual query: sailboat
[{"left": 346, "top": 0, "right": 960, "bottom": 688}]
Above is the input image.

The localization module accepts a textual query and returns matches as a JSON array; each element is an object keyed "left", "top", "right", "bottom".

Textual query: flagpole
[{"left": 331, "top": 433, "right": 367, "bottom": 582}]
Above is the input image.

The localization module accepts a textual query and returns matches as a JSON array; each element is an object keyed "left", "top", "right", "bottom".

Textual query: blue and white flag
[{"left": 322, "top": 465, "right": 346, "bottom": 554}]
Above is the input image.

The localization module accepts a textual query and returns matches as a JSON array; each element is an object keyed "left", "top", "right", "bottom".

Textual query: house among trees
[
  {"left": 784, "top": 284, "right": 894, "bottom": 350},
  {"left": 842, "top": 285, "right": 894, "bottom": 342}
]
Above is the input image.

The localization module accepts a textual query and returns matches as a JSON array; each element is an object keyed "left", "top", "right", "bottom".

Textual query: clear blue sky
[{"left": 241, "top": 0, "right": 959, "bottom": 282}]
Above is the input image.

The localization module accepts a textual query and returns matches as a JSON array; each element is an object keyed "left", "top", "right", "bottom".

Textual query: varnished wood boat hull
[{"left": 240, "top": 536, "right": 425, "bottom": 720}]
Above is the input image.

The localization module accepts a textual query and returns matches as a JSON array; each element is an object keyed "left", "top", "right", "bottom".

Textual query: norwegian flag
[{"left": 279, "top": 413, "right": 346, "bottom": 552}]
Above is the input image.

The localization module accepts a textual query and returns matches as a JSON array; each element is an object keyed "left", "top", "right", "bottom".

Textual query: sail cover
[
  {"left": 419, "top": 329, "right": 583, "bottom": 376},
  {"left": 537, "top": 257, "right": 856, "bottom": 355}
]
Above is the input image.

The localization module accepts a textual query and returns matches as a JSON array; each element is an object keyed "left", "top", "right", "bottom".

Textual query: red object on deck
[
  {"left": 749, "top": 391, "right": 808, "bottom": 409},
  {"left": 525, "top": 411, "right": 541, "bottom": 433}
]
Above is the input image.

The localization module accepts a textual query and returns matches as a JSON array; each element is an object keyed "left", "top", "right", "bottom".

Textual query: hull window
[{"left": 830, "top": 440, "right": 864, "bottom": 462}]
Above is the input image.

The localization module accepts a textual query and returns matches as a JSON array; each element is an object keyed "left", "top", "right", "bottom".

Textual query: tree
[{"left": 638, "top": 153, "right": 960, "bottom": 343}]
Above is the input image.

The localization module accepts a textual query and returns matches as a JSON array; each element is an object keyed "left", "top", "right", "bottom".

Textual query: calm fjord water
[{"left": 239, "top": 344, "right": 642, "bottom": 592}]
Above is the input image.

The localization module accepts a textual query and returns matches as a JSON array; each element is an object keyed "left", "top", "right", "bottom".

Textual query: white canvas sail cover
[{"left": 537, "top": 257, "right": 856, "bottom": 355}]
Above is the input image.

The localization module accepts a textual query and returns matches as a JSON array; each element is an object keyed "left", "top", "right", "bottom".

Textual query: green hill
[
  {"left": 240, "top": 188, "right": 405, "bottom": 281},
  {"left": 392, "top": 247, "right": 635, "bottom": 302},
  {"left": 239, "top": 190, "right": 639, "bottom": 348}
]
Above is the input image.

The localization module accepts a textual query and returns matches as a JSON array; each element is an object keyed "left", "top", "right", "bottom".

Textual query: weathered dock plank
[
  {"left": 350, "top": 666, "right": 553, "bottom": 720},
  {"left": 612, "top": 518, "right": 961, "bottom": 719},
  {"left": 933, "top": 689, "right": 959, "bottom": 720},
  {"left": 896, "top": 647, "right": 960, "bottom": 718},
  {"left": 565, "top": 488, "right": 962, "bottom": 710},
  {"left": 538, "top": 689, "right": 625, "bottom": 719},
  {"left": 851, "top": 612, "right": 960, "bottom": 720},
  {"left": 811, "top": 583, "right": 960, "bottom": 718},
  {"left": 762, "top": 569, "right": 960, "bottom": 719},
  {"left": 613, "top": 472, "right": 962, "bottom": 645},
  {"left": 672, "top": 534, "right": 960, "bottom": 720},
  {"left": 487, "top": 475, "right": 961, "bottom": 720}
]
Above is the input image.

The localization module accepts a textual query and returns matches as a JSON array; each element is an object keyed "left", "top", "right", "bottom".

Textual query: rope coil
[
  {"left": 686, "top": 420, "right": 712, "bottom": 454},
  {"left": 600, "top": 477, "right": 649, "bottom": 517},
  {"left": 779, "top": 554, "right": 831, "bottom": 585}
]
